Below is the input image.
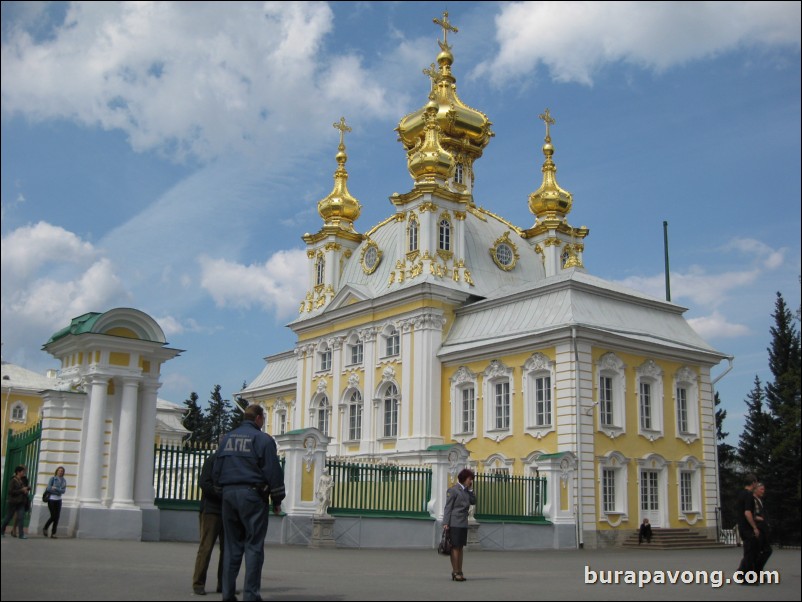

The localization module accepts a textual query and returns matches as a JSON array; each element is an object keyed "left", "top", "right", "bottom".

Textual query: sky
[{"left": 1, "top": 1, "right": 800, "bottom": 445}]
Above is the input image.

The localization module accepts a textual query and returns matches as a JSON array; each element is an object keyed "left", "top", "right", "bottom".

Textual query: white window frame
[
  {"left": 676, "top": 456, "right": 703, "bottom": 523},
  {"left": 382, "top": 326, "right": 400, "bottom": 358},
  {"left": 315, "top": 254, "right": 325, "bottom": 286},
  {"left": 381, "top": 383, "right": 399, "bottom": 439},
  {"left": 310, "top": 394, "right": 329, "bottom": 436},
  {"left": 438, "top": 217, "right": 451, "bottom": 252},
  {"left": 347, "top": 390, "right": 363, "bottom": 441},
  {"left": 10, "top": 401, "right": 27, "bottom": 423},
  {"left": 596, "top": 353, "right": 626, "bottom": 436},
  {"left": 455, "top": 162, "right": 464, "bottom": 185},
  {"left": 674, "top": 367, "right": 700, "bottom": 442},
  {"left": 522, "top": 353, "right": 555, "bottom": 438},
  {"left": 449, "top": 366, "right": 477, "bottom": 441},
  {"left": 349, "top": 340, "right": 363, "bottom": 366},
  {"left": 636, "top": 360, "right": 664, "bottom": 440},
  {"left": 483, "top": 360, "right": 514, "bottom": 440},
  {"left": 597, "top": 451, "right": 629, "bottom": 524},
  {"left": 275, "top": 407, "right": 287, "bottom": 436},
  {"left": 407, "top": 215, "right": 419, "bottom": 253}
]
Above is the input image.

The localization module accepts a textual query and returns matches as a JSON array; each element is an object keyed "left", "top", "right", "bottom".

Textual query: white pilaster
[
  {"left": 112, "top": 377, "right": 139, "bottom": 507},
  {"left": 133, "top": 381, "right": 160, "bottom": 508},
  {"left": 80, "top": 375, "right": 109, "bottom": 506}
]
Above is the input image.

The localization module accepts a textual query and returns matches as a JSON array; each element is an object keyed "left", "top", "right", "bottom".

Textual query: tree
[
  {"left": 738, "top": 376, "right": 772, "bottom": 478},
  {"left": 763, "top": 292, "right": 801, "bottom": 545},
  {"left": 205, "top": 384, "right": 232, "bottom": 444},
  {"left": 181, "top": 391, "right": 207, "bottom": 445},
  {"left": 715, "top": 392, "right": 739, "bottom": 528},
  {"left": 229, "top": 380, "right": 250, "bottom": 431}
]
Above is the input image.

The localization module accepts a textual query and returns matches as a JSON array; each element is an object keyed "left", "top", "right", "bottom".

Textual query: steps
[{"left": 620, "top": 528, "right": 731, "bottom": 549}]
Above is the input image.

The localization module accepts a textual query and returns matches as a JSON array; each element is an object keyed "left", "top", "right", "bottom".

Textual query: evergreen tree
[
  {"left": 181, "top": 391, "right": 207, "bottom": 445},
  {"left": 205, "top": 384, "right": 232, "bottom": 444},
  {"left": 229, "top": 381, "right": 250, "bottom": 430},
  {"left": 715, "top": 392, "right": 739, "bottom": 528},
  {"left": 738, "top": 375, "right": 772, "bottom": 478},
  {"left": 764, "top": 292, "right": 802, "bottom": 545}
]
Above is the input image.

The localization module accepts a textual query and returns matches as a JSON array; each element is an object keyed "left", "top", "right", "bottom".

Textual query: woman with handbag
[
  {"left": 42, "top": 466, "right": 67, "bottom": 538},
  {"left": 442, "top": 468, "right": 476, "bottom": 582}
]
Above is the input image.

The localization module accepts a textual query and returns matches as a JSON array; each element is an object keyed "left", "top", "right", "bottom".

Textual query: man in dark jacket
[
  {"left": 192, "top": 449, "right": 224, "bottom": 595},
  {"left": 213, "top": 404, "right": 285, "bottom": 601}
]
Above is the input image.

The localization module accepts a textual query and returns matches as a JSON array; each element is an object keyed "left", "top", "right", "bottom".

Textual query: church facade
[{"left": 240, "top": 13, "right": 727, "bottom": 547}]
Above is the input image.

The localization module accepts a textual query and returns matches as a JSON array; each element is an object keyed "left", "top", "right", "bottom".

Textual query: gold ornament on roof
[
  {"left": 317, "top": 117, "right": 362, "bottom": 230},
  {"left": 529, "top": 108, "right": 573, "bottom": 221},
  {"left": 396, "top": 12, "right": 493, "bottom": 181},
  {"left": 407, "top": 99, "right": 455, "bottom": 182}
]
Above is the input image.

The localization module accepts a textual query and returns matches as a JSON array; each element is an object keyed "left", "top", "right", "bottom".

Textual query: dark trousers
[
  {"left": 221, "top": 487, "right": 270, "bottom": 601},
  {"left": 193, "top": 512, "right": 225, "bottom": 589},
  {"left": 738, "top": 529, "right": 760, "bottom": 573},
  {"left": 1, "top": 503, "right": 26, "bottom": 534},
  {"left": 756, "top": 529, "right": 772, "bottom": 571},
  {"left": 44, "top": 499, "right": 63, "bottom": 535}
]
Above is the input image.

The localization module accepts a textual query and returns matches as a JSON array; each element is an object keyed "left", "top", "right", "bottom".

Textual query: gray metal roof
[{"left": 243, "top": 351, "right": 296, "bottom": 393}]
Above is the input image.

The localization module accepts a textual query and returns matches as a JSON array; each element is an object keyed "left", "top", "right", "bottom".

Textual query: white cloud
[
  {"left": 1, "top": 221, "right": 98, "bottom": 280},
  {"left": 688, "top": 311, "right": 751, "bottom": 339},
  {"left": 722, "top": 238, "right": 788, "bottom": 270},
  {"left": 1, "top": 2, "right": 402, "bottom": 164},
  {"left": 475, "top": 1, "right": 801, "bottom": 85},
  {"left": 198, "top": 249, "right": 308, "bottom": 320}
]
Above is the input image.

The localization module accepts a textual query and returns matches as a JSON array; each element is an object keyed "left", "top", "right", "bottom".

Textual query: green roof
[{"left": 45, "top": 312, "right": 103, "bottom": 345}]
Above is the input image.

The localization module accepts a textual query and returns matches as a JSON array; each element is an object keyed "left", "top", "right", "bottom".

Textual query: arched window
[
  {"left": 408, "top": 216, "right": 419, "bottom": 253},
  {"left": 384, "top": 327, "right": 400, "bottom": 358},
  {"left": 10, "top": 401, "right": 26, "bottom": 422},
  {"left": 317, "top": 396, "right": 329, "bottom": 435},
  {"left": 455, "top": 162, "right": 464, "bottom": 184},
  {"left": 383, "top": 384, "right": 399, "bottom": 438},
  {"left": 315, "top": 254, "right": 325, "bottom": 286},
  {"left": 348, "top": 390, "right": 363, "bottom": 440},
  {"left": 439, "top": 218, "right": 451, "bottom": 252}
]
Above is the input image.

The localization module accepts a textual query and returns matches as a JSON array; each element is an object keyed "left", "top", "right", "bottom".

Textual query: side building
[{"left": 241, "top": 15, "right": 727, "bottom": 548}]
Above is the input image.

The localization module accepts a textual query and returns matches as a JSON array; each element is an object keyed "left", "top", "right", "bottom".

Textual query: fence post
[{"left": 419, "top": 443, "right": 470, "bottom": 521}]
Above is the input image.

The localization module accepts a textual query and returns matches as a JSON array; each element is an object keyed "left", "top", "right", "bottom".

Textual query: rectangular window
[
  {"left": 640, "top": 382, "right": 652, "bottom": 430},
  {"left": 602, "top": 469, "right": 616, "bottom": 513},
  {"left": 278, "top": 412, "right": 287, "bottom": 436},
  {"left": 320, "top": 350, "right": 331, "bottom": 371},
  {"left": 494, "top": 381, "right": 510, "bottom": 430},
  {"left": 384, "top": 399, "right": 398, "bottom": 438},
  {"left": 680, "top": 472, "right": 693, "bottom": 512},
  {"left": 677, "top": 387, "right": 688, "bottom": 433},
  {"left": 535, "top": 376, "right": 552, "bottom": 426},
  {"left": 349, "top": 405, "right": 362, "bottom": 440},
  {"left": 385, "top": 332, "right": 399, "bottom": 357},
  {"left": 461, "top": 387, "right": 475, "bottom": 433},
  {"left": 317, "top": 408, "right": 328, "bottom": 435},
  {"left": 350, "top": 342, "right": 363, "bottom": 365},
  {"left": 600, "top": 376, "right": 614, "bottom": 427}
]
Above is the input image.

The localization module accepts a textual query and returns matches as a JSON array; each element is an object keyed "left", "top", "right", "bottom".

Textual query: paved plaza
[{"left": 1, "top": 536, "right": 800, "bottom": 601}]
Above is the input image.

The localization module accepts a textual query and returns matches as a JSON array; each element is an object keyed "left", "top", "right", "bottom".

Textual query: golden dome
[
  {"left": 529, "top": 108, "right": 573, "bottom": 220},
  {"left": 407, "top": 100, "right": 456, "bottom": 182},
  {"left": 318, "top": 117, "right": 361, "bottom": 229},
  {"left": 396, "top": 12, "right": 493, "bottom": 163}
]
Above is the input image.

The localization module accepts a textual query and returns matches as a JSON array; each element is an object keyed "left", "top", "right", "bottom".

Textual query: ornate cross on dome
[
  {"left": 333, "top": 116, "right": 352, "bottom": 148},
  {"left": 423, "top": 63, "right": 438, "bottom": 85},
  {"left": 538, "top": 108, "right": 555, "bottom": 142},
  {"left": 433, "top": 11, "right": 458, "bottom": 48}
]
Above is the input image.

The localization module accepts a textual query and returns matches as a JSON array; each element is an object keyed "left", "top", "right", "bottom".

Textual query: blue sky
[{"left": 1, "top": 1, "right": 800, "bottom": 444}]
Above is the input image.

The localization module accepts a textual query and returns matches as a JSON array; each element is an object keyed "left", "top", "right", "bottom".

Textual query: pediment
[{"left": 326, "top": 284, "right": 372, "bottom": 311}]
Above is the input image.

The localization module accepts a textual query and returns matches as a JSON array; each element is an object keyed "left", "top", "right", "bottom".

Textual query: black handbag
[
  {"left": 438, "top": 529, "right": 453, "bottom": 555},
  {"left": 42, "top": 489, "right": 51, "bottom": 502}
]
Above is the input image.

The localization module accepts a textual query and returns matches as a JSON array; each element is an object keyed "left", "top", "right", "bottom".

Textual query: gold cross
[
  {"left": 538, "top": 108, "right": 555, "bottom": 141},
  {"left": 433, "top": 11, "right": 458, "bottom": 46},
  {"left": 423, "top": 63, "right": 438, "bottom": 84},
  {"left": 333, "top": 116, "right": 352, "bottom": 147}
]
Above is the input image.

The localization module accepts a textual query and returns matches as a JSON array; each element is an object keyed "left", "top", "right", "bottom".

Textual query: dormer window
[
  {"left": 408, "top": 216, "right": 419, "bottom": 253},
  {"left": 439, "top": 218, "right": 451, "bottom": 252},
  {"left": 315, "top": 254, "right": 325, "bottom": 286}
]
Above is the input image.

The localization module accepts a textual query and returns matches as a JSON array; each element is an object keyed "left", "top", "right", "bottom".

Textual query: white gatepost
[
  {"left": 274, "top": 428, "right": 329, "bottom": 516},
  {"left": 420, "top": 443, "right": 470, "bottom": 521},
  {"left": 534, "top": 451, "right": 577, "bottom": 524}
]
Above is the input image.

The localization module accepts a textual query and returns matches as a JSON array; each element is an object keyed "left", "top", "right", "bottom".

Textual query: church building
[{"left": 240, "top": 13, "right": 727, "bottom": 547}]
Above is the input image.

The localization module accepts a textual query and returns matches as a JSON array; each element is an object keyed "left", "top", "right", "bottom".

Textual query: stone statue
[{"left": 315, "top": 469, "right": 333, "bottom": 517}]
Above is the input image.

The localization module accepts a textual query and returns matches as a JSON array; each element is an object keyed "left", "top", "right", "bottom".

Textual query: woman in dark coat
[
  {"left": 1, "top": 466, "right": 31, "bottom": 539},
  {"left": 442, "top": 468, "right": 476, "bottom": 582}
]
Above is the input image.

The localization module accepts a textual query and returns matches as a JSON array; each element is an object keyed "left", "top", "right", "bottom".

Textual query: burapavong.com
[{"left": 584, "top": 566, "right": 780, "bottom": 588}]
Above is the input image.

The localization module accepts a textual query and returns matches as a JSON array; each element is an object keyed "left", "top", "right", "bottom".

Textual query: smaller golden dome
[
  {"left": 318, "top": 117, "right": 361, "bottom": 229},
  {"left": 407, "top": 102, "right": 455, "bottom": 182},
  {"left": 529, "top": 109, "right": 573, "bottom": 220}
]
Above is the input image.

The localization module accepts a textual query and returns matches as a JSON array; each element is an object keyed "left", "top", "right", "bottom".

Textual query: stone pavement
[{"left": 1, "top": 535, "right": 799, "bottom": 601}]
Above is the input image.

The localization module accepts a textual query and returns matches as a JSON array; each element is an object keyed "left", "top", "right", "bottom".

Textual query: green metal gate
[{"left": 1, "top": 420, "right": 43, "bottom": 527}]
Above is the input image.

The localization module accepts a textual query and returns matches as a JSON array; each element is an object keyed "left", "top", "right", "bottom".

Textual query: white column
[
  {"left": 134, "top": 382, "right": 160, "bottom": 508},
  {"left": 361, "top": 328, "right": 377, "bottom": 455},
  {"left": 80, "top": 374, "right": 109, "bottom": 505},
  {"left": 112, "top": 377, "right": 139, "bottom": 507}
]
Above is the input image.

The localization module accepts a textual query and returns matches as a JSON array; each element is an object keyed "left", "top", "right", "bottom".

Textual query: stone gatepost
[
  {"left": 420, "top": 443, "right": 471, "bottom": 546},
  {"left": 534, "top": 451, "right": 578, "bottom": 548},
  {"left": 274, "top": 428, "right": 330, "bottom": 545}
]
